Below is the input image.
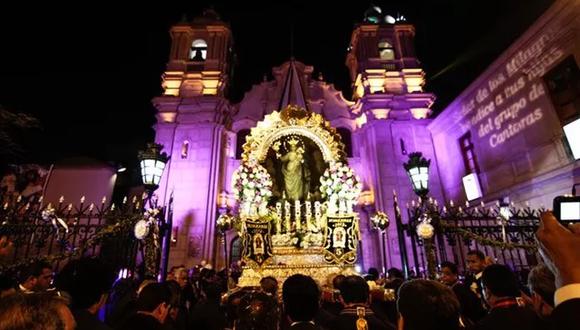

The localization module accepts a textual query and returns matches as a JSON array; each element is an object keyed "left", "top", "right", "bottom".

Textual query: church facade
[{"left": 153, "top": 0, "right": 579, "bottom": 271}]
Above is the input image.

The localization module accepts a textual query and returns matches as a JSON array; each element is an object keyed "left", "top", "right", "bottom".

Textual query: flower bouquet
[
  {"left": 319, "top": 162, "right": 362, "bottom": 214},
  {"left": 232, "top": 162, "right": 273, "bottom": 216}
]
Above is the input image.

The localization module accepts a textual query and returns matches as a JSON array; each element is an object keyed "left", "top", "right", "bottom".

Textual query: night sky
[{"left": 0, "top": 0, "right": 554, "bottom": 167}]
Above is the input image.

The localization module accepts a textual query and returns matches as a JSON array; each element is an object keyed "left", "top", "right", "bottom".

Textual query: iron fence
[
  {"left": 395, "top": 197, "right": 548, "bottom": 281},
  {"left": 0, "top": 195, "right": 144, "bottom": 276}
]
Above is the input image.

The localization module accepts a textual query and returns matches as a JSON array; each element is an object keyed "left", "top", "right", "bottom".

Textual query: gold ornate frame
[{"left": 241, "top": 105, "right": 346, "bottom": 164}]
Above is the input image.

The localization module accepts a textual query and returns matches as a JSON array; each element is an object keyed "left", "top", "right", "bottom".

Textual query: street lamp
[
  {"left": 216, "top": 191, "right": 233, "bottom": 276},
  {"left": 138, "top": 143, "right": 170, "bottom": 197},
  {"left": 403, "top": 152, "right": 431, "bottom": 198},
  {"left": 403, "top": 152, "right": 436, "bottom": 279},
  {"left": 370, "top": 211, "right": 390, "bottom": 276},
  {"left": 137, "top": 143, "right": 170, "bottom": 280}
]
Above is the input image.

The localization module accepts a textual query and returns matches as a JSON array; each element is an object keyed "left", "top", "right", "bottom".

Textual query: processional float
[{"left": 230, "top": 105, "right": 363, "bottom": 286}]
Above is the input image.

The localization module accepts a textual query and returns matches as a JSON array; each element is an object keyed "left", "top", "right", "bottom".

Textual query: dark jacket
[
  {"left": 551, "top": 298, "right": 580, "bottom": 330},
  {"left": 189, "top": 301, "right": 226, "bottom": 330},
  {"left": 331, "top": 306, "right": 395, "bottom": 330},
  {"left": 116, "top": 313, "right": 163, "bottom": 330},
  {"left": 73, "top": 309, "right": 112, "bottom": 330},
  {"left": 472, "top": 303, "right": 546, "bottom": 330},
  {"left": 450, "top": 281, "right": 487, "bottom": 323}
]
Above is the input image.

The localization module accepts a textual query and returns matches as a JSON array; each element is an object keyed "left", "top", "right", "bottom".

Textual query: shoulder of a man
[{"left": 552, "top": 298, "right": 580, "bottom": 330}]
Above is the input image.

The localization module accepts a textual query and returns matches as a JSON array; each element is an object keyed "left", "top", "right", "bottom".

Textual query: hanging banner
[
  {"left": 323, "top": 215, "right": 359, "bottom": 264},
  {"left": 242, "top": 220, "right": 273, "bottom": 267}
]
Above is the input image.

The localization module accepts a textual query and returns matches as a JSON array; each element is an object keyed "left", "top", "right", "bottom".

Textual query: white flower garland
[{"left": 232, "top": 162, "right": 273, "bottom": 215}]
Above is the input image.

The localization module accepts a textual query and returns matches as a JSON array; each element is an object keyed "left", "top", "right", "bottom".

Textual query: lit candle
[
  {"left": 450, "top": 200, "right": 454, "bottom": 207},
  {"left": 295, "top": 200, "right": 301, "bottom": 230},
  {"left": 276, "top": 216, "right": 282, "bottom": 234},
  {"left": 465, "top": 200, "right": 470, "bottom": 208},
  {"left": 276, "top": 202, "right": 282, "bottom": 220},
  {"left": 314, "top": 201, "right": 322, "bottom": 228},
  {"left": 305, "top": 200, "right": 312, "bottom": 229},
  {"left": 102, "top": 196, "right": 107, "bottom": 204},
  {"left": 80, "top": 196, "right": 85, "bottom": 204},
  {"left": 285, "top": 201, "right": 291, "bottom": 232},
  {"left": 339, "top": 200, "right": 346, "bottom": 214},
  {"left": 346, "top": 200, "right": 353, "bottom": 213}
]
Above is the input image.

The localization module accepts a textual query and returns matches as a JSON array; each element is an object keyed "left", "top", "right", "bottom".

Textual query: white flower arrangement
[
  {"left": 370, "top": 211, "right": 390, "bottom": 231},
  {"left": 319, "top": 162, "right": 362, "bottom": 214},
  {"left": 216, "top": 214, "right": 234, "bottom": 233},
  {"left": 416, "top": 215, "right": 435, "bottom": 239},
  {"left": 232, "top": 162, "right": 273, "bottom": 212},
  {"left": 134, "top": 207, "right": 161, "bottom": 240}
]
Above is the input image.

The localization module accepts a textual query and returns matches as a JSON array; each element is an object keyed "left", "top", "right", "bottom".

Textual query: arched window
[
  {"left": 235, "top": 129, "right": 251, "bottom": 159},
  {"left": 378, "top": 40, "right": 395, "bottom": 60},
  {"left": 181, "top": 140, "right": 189, "bottom": 159},
  {"left": 337, "top": 127, "right": 353, "bottom": 157},
  {"left": 189, "top": 39, "right": 208, "bottom": 61}
]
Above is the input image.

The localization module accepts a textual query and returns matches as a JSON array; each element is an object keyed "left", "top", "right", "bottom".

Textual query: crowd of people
[{"left": 0, "top": 211, "right": 578, "bottom": 330}]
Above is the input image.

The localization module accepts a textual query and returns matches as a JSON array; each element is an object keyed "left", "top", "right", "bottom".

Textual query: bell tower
[
  {"left": 162, "top": 9, "right": 233, "bottom": 97},
  {"left": 345, "top": 7, "right": 443, "bottom": 272},
  {"left": 346, "top": 10, "right": 428, "bottom": 104},
  {"left": 153, "top": 9, "right": 234, "bottom": 267}
]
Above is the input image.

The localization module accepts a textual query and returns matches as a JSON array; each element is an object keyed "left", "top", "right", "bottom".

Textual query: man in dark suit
[
  {"left": 55, "top": 257, "right": 116, "bottom": 330},
  {"left": 440, "top": 261, "right": 486, "bottom": 324},
  {"left": 464, "top": 250, "right": 487, "bottom": 302},
  {"left": 474, "top": 264, "right": 545, "bottom": 330},
  {"left": 17, "top": 260, "right": 53, "bottom": 293},
  {"left": 536, "top": 211, "right": 580, "bottom": 330},
  {"left": 397, "top": 279, "right": 461, "bottom": 330},
  {"left": 331, "top": 275, "right": 394, "bottom": 330},
  {"left": 526, "top": 264, "right": 555, "bottom": 320},
  {"left": 116, "top": 283, "right": 172, "bottom": 330},
  {"left": 282, "top": 274, "right": 323, "bottom": 330}
]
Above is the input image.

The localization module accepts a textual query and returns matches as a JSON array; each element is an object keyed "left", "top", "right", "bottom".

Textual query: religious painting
[
  {"left": 242, "top": 220, "right": 273, "bottom": 267},
  {"left": 323, "top": 214, "right": 359, "bottom": 264},
  {"left": 262, "top": 135, "right": 327, "bottom": 203}
]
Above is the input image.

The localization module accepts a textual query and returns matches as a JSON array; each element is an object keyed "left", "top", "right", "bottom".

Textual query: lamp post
[
  {"left": 138, "top": 143, "right": 170, "bottom": 200},
  {"left": 217, "top": 191, "right": 232, "bottom": 272},
  {"left": 370, "top": 211, "right": 390, "bottom": 276},
  {"left": 403, "top": 152, "right": 431, "bottom": 199},
  {"left": 137, "top": 143, "right": 170, "bottom": 279},
  {"left": 403, "top": 152, "right": 436, "bottom": 279}
]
